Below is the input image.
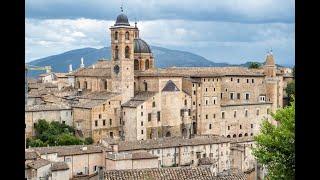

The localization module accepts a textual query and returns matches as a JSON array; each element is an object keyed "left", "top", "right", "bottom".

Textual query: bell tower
[
  {"left": 110, "top": 9, "right": 135, "bottom": 104},
  {"left": 264, "top": 50, "right": 279, "bottom": 112}
]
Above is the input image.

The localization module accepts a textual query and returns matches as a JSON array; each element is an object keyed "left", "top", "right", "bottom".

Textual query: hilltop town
[{"left": 25, "top": 10, "right": 294, "bottom": 180}]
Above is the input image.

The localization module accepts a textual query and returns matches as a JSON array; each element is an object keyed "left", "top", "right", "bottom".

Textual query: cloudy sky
[{"left": 25, "top": 0, "right": 295, "bottom": 66}]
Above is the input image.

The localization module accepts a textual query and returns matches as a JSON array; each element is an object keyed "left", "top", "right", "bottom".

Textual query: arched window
[
  {"left": 239, "top": 134, "right": 243, "bottom": 137},
  {"left": 184, "top": 99, "right": 187, "bottom": 106},
  {"left": 76, "top": 81, "right": 80, "bottom": 88},
  {"left": 125, "top": 31, "right": 129, "bottom": 40},
  {"left": 145, "top": 59, "right": 150, "bottom": 70},
  {"left": 233, "top": 134, "right": 236, "bottom": 138},
  {"left": 104, "top": 81, "right": 107, "bottom": 90},
  {"left": 144, "top": 82, "right": 148, "bottom": 91},
  {"left": 244, "top": 133, "right": 248, "bottom": 137},
  {"left": 115, "top": 46, "right": 119, "bottom": 60},
  {"left": 166, "top": 131, "right": 171, "bottom": 137},
  {"left": 134, "top": 59, "right": 139, "bottom": 70},
  {"left": 227, "top": 135, "right": 231, "bottom": 138},
  {"left": 182, "top": 128, "right": 187, "bottom": 137},
  {"left": 125, "top": 46, "right": 130, "bottom": 58},
  {"left": 115, "top": 31, "right": 118, "bottom": 40},
  {"left": 84, "top": 81, "right": 87, "bottom": 89},
  {"left": 250, "top": 133, "right": 253, "bottom": 136}
]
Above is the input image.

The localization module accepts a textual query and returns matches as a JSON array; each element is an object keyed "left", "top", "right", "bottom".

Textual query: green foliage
[
  {"left": 292, "top": 66, "right": 295, "bottom": 78},
  {"left": 27, "top": 138, "right": 47, "bottom": 147},
  {"left": 85, "top": 137, "right": 94, "bottom": 145},
  {"left": 252, "top": 100, "right": 295, "bottom": 180},
  {"left": 29, "top": 120, "right": 85, "bottom": 147},
  {"left": 248, "top": 62, "right": 261, "bottom": 69},
  {"left": 285, "top": 81, "right": 295, "bottom": 102}
]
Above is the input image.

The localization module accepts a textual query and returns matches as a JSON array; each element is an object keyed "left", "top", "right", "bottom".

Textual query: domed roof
[
  {"left": 114, "top": 13, "right": 130, "bottom": 26},
  {"left": 134, "top": 39, "right": 152, "bottom": 53}
]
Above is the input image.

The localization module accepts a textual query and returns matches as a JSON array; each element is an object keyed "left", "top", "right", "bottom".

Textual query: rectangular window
[
  {"left": 230, "top": 93, "right": 234, "bottom": 100},
  {"left": 240, "top": 125, "right": 242, "bottom": 129},
  {"left": 141, "top": 112, "right": 143, "bottom": 116},
  {"left": 95, "top": 120, "right": 98, "bottom": 127},
  {"left": 228, "top": 126, "right": 230, "bottom": 130},
  {"left": 267, "top": 108, "right": 270, "bottom": 114},
  {"left": 214, "top": 99, "right": 216, "bottom": 104},
  {"left": 206, "top": 88, "right": 208, "bottom": 92},
  {"left": 141, "top": 121, "right": 143, "bottom": 126},
  {"left": 193, "top": 91, "right": 196, "bottom": 95},
  {"left": 188, "top": 109, "right": 191, "bottom": 116},
  {"left": 234, "top": 111, "right": 236, "bottom": 118},
  {"left": 65, "top": 157, "right": 71, "bottom": 162},
  {"left": 245, "top": 110, "right": 248, "bottom": 117},
  {"left": 221, "top": 93, "right": 223, "bottom": 99},
  {"left": 252, "top": 79, "right": 254, "bottom": 83},
  {"left": 214, "top": 88, "right": 216, "bottom": 91},
  {"left": 237, "top": 79, "right": 240, "bottom": 83},
  {"left": 141, "top": 105, "right": 143, "bottom": 109},
  {"left": 193, "top": 84, "right": 195, "bottom": 87},
  {"left": 213, "top": 114, "right": 216, "bottom": 118},
  {"left": 157, "top": 111, "right": 161, "bottom": 121},
  {"left": 103, "top": 120, "right": 106, "bottom": 126},
  {"left": 256, "top": 109, "right": 260, "bottom": 116},
  {"left": 206, "top": 100, "right": 208, "bottom": 105},
  {"left": 245, "top": 93, "right": 250, "bottom": 100},
  {"left": 247, "top": 79, "right": 249, "bottom": 83},
  {"left": 152, "top": 101, "right": 156, "bottom": 107},
  {"left": 196, "top": 152, "right": 201, "bottom": 159},
  {"left": 206, "top": 114, "right": 208, "bottom": 119},
  {"left": 193, "top": 101, "right": 196, "bottom": 105},
  {"left": 251, "top": 124, "right": 253, "bottom": 128},
  {"left": 148, "top": 113, "right": 151, "bottom": 121},
  {"left": 98, "top": 114, "right": 102, "bottom": 119},
  {"left": 109, "top": 119, "right": 112, "bottom": 126},
  {"left": 180, "top": 109, "right": 184, "bottom": 116},
  {"left": 103, "top": 104, "right": 106, "bottom": 111},
  {"left": 209, "top": 124, "right": 212, "bottom": 129},
  {"left": 110, "top": 132, "right": 113, "bottom": 138},
  {"left": 231, "top": 78, "right": 233, "bottom": 81},
  {"left": 141, "top": 130, "right": 144, "bottom": 134},
  {"left": 237, "top": 93, "right": 240, "bottom": 100},
  {"left": 222, "top": 112, "right": 225, "bottom": 119}
]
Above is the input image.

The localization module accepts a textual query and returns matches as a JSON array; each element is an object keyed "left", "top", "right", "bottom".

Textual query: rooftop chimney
[
  {"left": 69, "top": 64, "right": 73, "bottom": 73},
  {"left": 80, "top": 57, "right": 85, "bottom": 68}
]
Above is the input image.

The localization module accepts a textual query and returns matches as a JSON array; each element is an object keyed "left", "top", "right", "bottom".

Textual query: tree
[
  {"left": 285, "top": 81, "right": 295, "bottom": 102},
  {"left": 248, "top": 62, "right": 261, "bottom": 69},
  {"left": 29, "top": 120, "right": 86, "bottom": 147},
  {"left": 252, "top": 100, "right": 295, "bottom": 180},
  {"left": 85, "top": 137, "right": 94, "bottom": 145}
]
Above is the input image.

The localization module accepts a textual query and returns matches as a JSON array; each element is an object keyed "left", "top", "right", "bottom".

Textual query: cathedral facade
[{"left": 71, "top": 12, "right": 293, "bottom": 142}]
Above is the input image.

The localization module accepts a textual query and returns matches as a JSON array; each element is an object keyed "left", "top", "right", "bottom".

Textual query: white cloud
[{"left": 25, "top": 18, "right": 294, "bottom": 65}]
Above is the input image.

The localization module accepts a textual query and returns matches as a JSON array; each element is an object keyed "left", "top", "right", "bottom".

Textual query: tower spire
[{"left": 120, "top": 0, "right": 123, "bottom": 12}]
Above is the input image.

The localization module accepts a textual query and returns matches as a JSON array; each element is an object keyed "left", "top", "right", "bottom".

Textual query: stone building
[
  {"left": 102, "top": 135, "right": 232, "bottom": 172},
  {"left": 105, "top": 151, "right": 159, "bottom": 170},
  {"left": 26, "top": 145, "right": 111, "bottom": 179},
  {"left": 72, "top": 91, "right": 122, "bottom": 142},
  {"left": 68, "top": 11, "right": 292, "bottom": 143},
  {"left": 25, "top": 103, "right": 73, "bottom": 138}
]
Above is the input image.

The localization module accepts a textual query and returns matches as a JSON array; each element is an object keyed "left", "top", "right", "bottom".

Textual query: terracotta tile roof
[
  {"left": 25, "top": 151, "right": 39, "bottom": 160},
  {"left": 79, "top": 91, "right": 119, "bottom": 100},
  {"left": 25, "top": 103, "right": 71, "bottom": 112},
  {"left": 105, "top": 166, "right": 247, "bottom": 180},
  {"left": 122, "top": 91, "right": 157, "bottom": 108},
  {"left": 54, "top": 73, "right": 68, "bottom": 78},
  {"left": 135, "top": 67, "right": 265, "bottom": 78},
  {"left": 51, "top": 162, "right": 69, "bottom": 171},
  {"left": 73, "top": 67, "right": 111, "bottom": 77},
  {"left": 106, "top": 151, "right": 158, "bottom": 160},
  {"left": 72, "top": 99, "right": 107, "bottom": 109},
  {"left": 28, "top": 145, "right": 111, "bottom": 157},
  {"left": 26, "top": 158, "right": 51, "bottom": 169},
  {"left": 104, "top": 135, "right": 230, "bottom": 151}
]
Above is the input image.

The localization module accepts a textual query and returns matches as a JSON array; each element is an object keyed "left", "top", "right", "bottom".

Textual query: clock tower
[{"left": 110, "top": 11, "right": 137, "bottom": 104}]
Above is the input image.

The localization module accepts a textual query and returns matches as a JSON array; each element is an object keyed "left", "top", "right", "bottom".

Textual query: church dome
[
  {"left": 134, "top": 39, "right": 152, "bottom": 53},
  {"left": 114, "top": 13, "right": 130, "bottom": 26}
]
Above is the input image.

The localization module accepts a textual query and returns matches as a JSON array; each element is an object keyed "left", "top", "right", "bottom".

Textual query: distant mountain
[
  {"left": 26, "top": 46, "right": 292, "bottom": 77},
  {"left": 26, "top": 46, "right": 229, "bottom": 77}
]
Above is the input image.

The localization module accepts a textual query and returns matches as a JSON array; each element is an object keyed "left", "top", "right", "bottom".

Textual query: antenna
[{"left": 120, "top": 0, "right": 124, "bottom": 12}]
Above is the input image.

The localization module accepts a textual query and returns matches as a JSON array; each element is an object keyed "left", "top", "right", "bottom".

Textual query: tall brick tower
[
  {"left": 110, "top": 9, "right": 135, "bottom": 104},
  {"left": 264, "top": 50, "right": 279, "bottom": 112}
]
